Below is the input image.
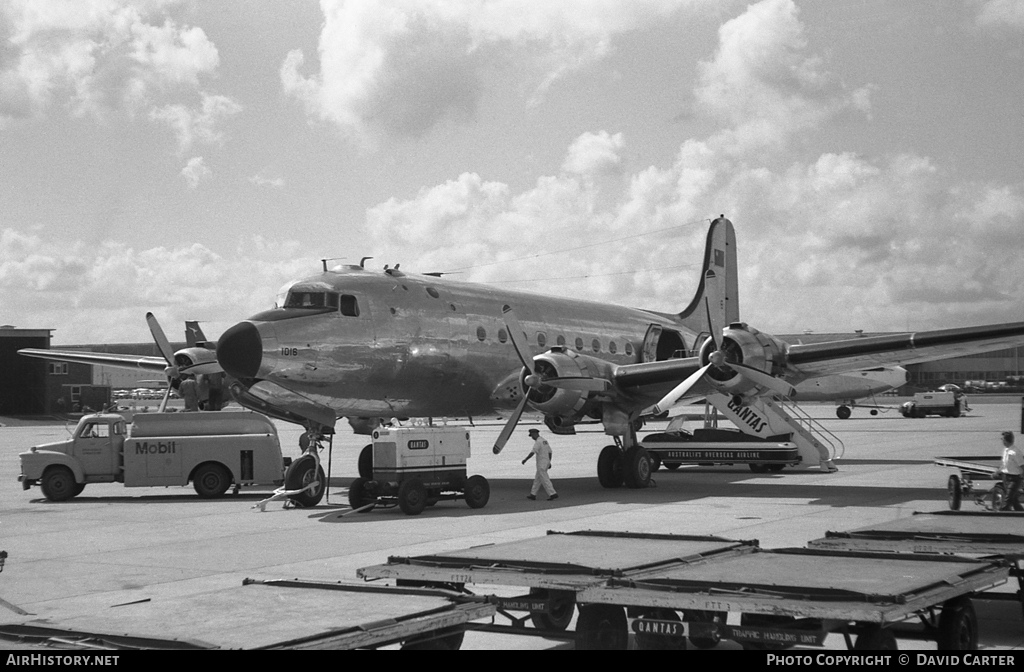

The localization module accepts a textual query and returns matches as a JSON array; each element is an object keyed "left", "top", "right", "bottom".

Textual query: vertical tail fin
[
  {"left": 185, "top": 321, "right": 209, "bottom": 348},
  {"left": 677, "top": 216, "right": 738, "bottom": 334}
]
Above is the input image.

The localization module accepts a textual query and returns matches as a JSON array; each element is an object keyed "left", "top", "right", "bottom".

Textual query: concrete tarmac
[{"left": 2, "top": 399, "right": 1023, "bottom": 650}]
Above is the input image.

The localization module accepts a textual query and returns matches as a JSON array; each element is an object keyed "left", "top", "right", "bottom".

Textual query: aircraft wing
[
  {"left": 18, "top": 348, "right": 169, "bottom": 373},
  {"left": 783, "top": 322, "right": 1024, "bottom": 377}
]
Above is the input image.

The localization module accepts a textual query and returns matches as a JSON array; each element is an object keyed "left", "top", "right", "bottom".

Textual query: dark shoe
[
  {"left": 548, "top": 494, "right": 559, "bottom": 501},
  {"left": 526, "top": 494, "right": 536, "bottom": 500}
]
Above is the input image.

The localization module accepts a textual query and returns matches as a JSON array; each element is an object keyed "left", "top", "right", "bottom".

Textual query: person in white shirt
[
  {"left": 1000, "top": 431, "right": 1024, "bottom": 511},
  {"left": 522, "top": 428, "right": 558, "bottom": 501}
]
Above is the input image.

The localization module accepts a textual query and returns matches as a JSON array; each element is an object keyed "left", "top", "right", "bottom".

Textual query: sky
[{"left": 2, "top": 0, "right": 1023, "bottom": 345}]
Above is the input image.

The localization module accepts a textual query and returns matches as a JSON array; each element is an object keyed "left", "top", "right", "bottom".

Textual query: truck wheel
[
  {"left": 622, "top": 445, "right": 651, "bottom": 489},
  {"left": 41, "top": 466, "right": 78, "bottom": 502},
  {"left": 947, "top": 475, "right": 962, "bottom": 510},
  {"left": 464, "top": 475, "right": 490, "bottom": 509},
  {"left": 398, "top": 479, "right": 427, "bottom": 515},
  {"left": 348, "top": 477, "right": 376, "bottom": 512},
  {"left": 193, "top": 463, "right": 232, "bottom": 498},
  {"left": 597, "top": 446, "right": 624, "bottom": 488},
  {"left": 854, "top": 625, "right": 897, "bottom": 650},
  {"left": 358, "top": 444, "right": 373, "bottom": 479},
  {"left": 575, "top": 604, "right": 627, "bottom": 650},
  {"left": 284, "top": 455, "right": 326, "bottom": 507},
  {"left": 529, "top": 588, "right": 575, "bottom": 631},
  {"left": 937, "top": 596, "right": 977, "bottom": 650}
]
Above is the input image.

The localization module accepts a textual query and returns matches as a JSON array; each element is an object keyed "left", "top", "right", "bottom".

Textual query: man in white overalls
[{"left": 522, "top": 428, "right": 558, "bottom": 501}]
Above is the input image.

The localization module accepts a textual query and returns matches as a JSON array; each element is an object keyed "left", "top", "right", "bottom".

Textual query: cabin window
[
  {"left": 476, "top": 326, "right": 487, "bottom": 341},
  {"left": 609, "top": 341, "right": 617, "bottom": 354},
  {"left": 625, "top": 342, "right": 634, "bottom": 356},
  {"left": 556, "top": 335, "right": 566, "bottom": 347},
  {"left": 426, "top": 287, "right": 440, "bottom": 299},
  {"left": 592, "top": 339, "right": 601, "bottom": 353},
  {"left": 537, "top": 333, "right": 547, "bottom": 348},
  {"left": 340, "top": 295, "right": 360, "bottom": 317},
  {"left": 574, "top": 337, "right": 584, "bottom": 351},
  {"left": 498, "top": 328, "right": 508, "bottom": 343}
]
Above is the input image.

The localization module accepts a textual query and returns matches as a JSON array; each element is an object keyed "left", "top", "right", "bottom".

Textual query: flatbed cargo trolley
[
  {"left": 357, "top": 530, "right": 759, "bottom": 647},
  {"left": 809, "top": 510, "right": 1024, "bottom": 615},
  {"left": 0, "top": 580, "right": 495, "bottom": 650},
  {"left": 934, "top": 456, "right": 1007, "bottom": 510},
  {"left": 358, "top": 530, "right": 1008, "bottom": 650}
]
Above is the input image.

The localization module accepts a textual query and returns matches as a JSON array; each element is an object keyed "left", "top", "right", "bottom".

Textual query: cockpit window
[
  {"left": 283, "top": 289, "right": 359, "bottom": 316},
  {"left": 340, "top": 295, "right": 359, "bottom": 317}
]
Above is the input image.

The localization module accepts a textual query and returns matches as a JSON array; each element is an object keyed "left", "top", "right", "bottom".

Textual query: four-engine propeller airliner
[{"left": 20, "top": 217, "right": 1024, "bottom": 489}]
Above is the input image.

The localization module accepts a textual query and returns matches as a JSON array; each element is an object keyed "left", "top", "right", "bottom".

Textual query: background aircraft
[{"left": 20, "top": 217, "right": 1024, "bottom": 488}]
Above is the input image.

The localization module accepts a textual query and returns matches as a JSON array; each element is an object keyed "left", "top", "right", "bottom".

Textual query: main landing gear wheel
[
  {"left": 937, "top": 596, "right": 978, "bottom": 650},
  {"left": 947, "top": 474, "right": 962, "bottom": 511},
  {"left": 464, "top": 475, "right": 490, "bottom": 509},
  {"left": 575, "top": 604, "right": 627, "bottom": 650},
  {"left": 623, "top": 445, "right": 652, "bottom": 489},
  {"left": 193, "top": 462, "right": 232, "bottom": 498},
  {"left": 836, "top": 405, "right": 852, "bottom": 419},
  {"left": 529, "top": 588, "right": 575, "bottom": 631},
  {"left": 597, "top": 445, "right": 624, "bottom": 488},
  {"left": 348, "top": 477, "right": 376, "bottom": 512},
  {"left": 284, "top": 454, "right": 326, "bottom": 507},
  {"left": 41, "top": 466, "right": 77, "bottom": 502},
  {"left": 398, "top": 478, "right": 427, "bottom": 516},
  {"left": 358, "top": 444, "right": 373, "bottom": 480}
]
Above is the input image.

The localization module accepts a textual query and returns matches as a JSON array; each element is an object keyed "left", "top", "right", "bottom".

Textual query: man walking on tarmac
[
  {"left": 1000, "top": 431, "right": 1024, "bottom": 511},
  {"left": 523, "top": 428, "right": 558, "bottom": 501}
]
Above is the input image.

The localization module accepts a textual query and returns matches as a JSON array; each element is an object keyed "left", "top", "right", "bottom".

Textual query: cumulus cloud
[
  {"left": 0, "top": 0, "right": 219, "bottom": 123},
  {"left": 149, "top": 92, "right": 242, "bottom": 153},
  {"left": 0, "top": 228, "right": 313, "bottom": 343},
  {"left": 281, "top": 0, "right": 699, "bottom": 142},
  {"left": 180, "top": 156, "right": 210, "bottom": 188},
  {"left": 361, "top": 0, "right": 1024, "bottom": 334},
  {"left": 975, "top": 0, "right": 1024, "bottom": 30}
]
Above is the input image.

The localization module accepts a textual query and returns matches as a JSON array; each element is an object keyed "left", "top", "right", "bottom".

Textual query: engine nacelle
[
  {"left": 699, "top": 323, "right": 789, "bottom": 399},
  {"left": 521, "top": 347, "right": 611, "bottom": 422},
  {"left": 174, "top": 346, "right": 218, "bottom": 371}
]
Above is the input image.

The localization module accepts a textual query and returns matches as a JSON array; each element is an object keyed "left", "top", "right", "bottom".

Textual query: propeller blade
[
  {"left": 544, "top": 377, "right": 610, "bottom": 392},
  {"left": 146, "top": 312, "right": 176, "bottom": 367},
  {"left": 501, "top": 305, "right": 535, "bottom": 374},
  {"left": 651, "top": 363, "right": 712, "bottom": 415},
  {"left": 731, "top": 364, "right": 796, "bottom": 398},
  {"left": 493, "top": 393, "right": 530, "bottom": 454},
  {"left": 157, "top": 385, "right": 172, "bottom": 413}
]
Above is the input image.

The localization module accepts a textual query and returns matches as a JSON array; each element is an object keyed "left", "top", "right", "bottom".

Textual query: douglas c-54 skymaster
[{"left": 20, "top": 217, "right": 1024, "bottom": 490}]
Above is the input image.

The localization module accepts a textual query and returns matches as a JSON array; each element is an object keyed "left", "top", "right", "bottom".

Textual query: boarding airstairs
[{"left": 703, "top": 393, "right": 841, "bottom": 472}]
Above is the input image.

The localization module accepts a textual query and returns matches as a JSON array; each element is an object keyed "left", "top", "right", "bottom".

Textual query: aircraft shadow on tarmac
[{"left": 302, "top": 471, "right": 950, "bottom": 523}]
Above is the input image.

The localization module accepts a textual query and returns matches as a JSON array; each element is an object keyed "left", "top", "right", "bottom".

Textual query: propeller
[
  {"left": 493, "top": 306, "right": 536, "bottom": 454},
  {"left": 146, "top": 312, "right": 180, "bottom": 413},
  {"left": 650, "top": 270, "right": 794, "bottom": 415}
]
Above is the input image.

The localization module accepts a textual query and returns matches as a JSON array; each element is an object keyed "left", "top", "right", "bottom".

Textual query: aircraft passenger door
[{"left": 642, "top": 324, "right": 663, "bottom": 363}]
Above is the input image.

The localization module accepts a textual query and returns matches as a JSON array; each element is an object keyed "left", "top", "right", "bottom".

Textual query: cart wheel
[
  {"left": 649, "top": 453, "right": 662, "bottom": 472},
  {"left": 284, "top": 454, "right": 326, "bottom": 508},
  {"left": 749, "top": 463, "right": 770, "bottom": 474},
  {"left": 664, "top": 462, "right": 681, "bottom": 471},
  {"left": 937, "top": 596, "right": 978, "bottom": 650},
  {"left": 767, "top": 464, "right": 785, "bottom": 473},
  {"left": 193, "top": 462, "right": 232, "bottom": 498},
  {"left": 576, "top": 604, "right": 627, "bottom": 650},
  {"left": 686, "top": 610, "right": 726, "bottom": 649},
  {"left": 947, "top": 474, "right": 962, "bottom": 511},
  {"left": 348, "top": 477, "right": 375, "bottom": 512},
  {"left": 398, "top": 478, "right": 427, "bottom": 515},
  {"left": 991, "top": 482, "right": 1008, "bottom": 512},
  {"left": 597, "top": 446, "right": 624, "bottom": 489},
  {"left": 41, "top": 466, "right": 78, "bottom": 502},
  {"left": 464, "top": 475, "right": 490, "bottom": 509},
  {"left": 622, "top": 445, "right": 652, "bottom": 489},
  {"left": 854, "top": 625, "right": 897, "bottom": 650},
  {"left": 635, "top": 609, "right": 686, "bottom": 650},
  {"left": 529, "top": 588, "right": 575, "bottom": 631},
  {"left": 358, "top": 444, "right": 373, "bottom": 479}
]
